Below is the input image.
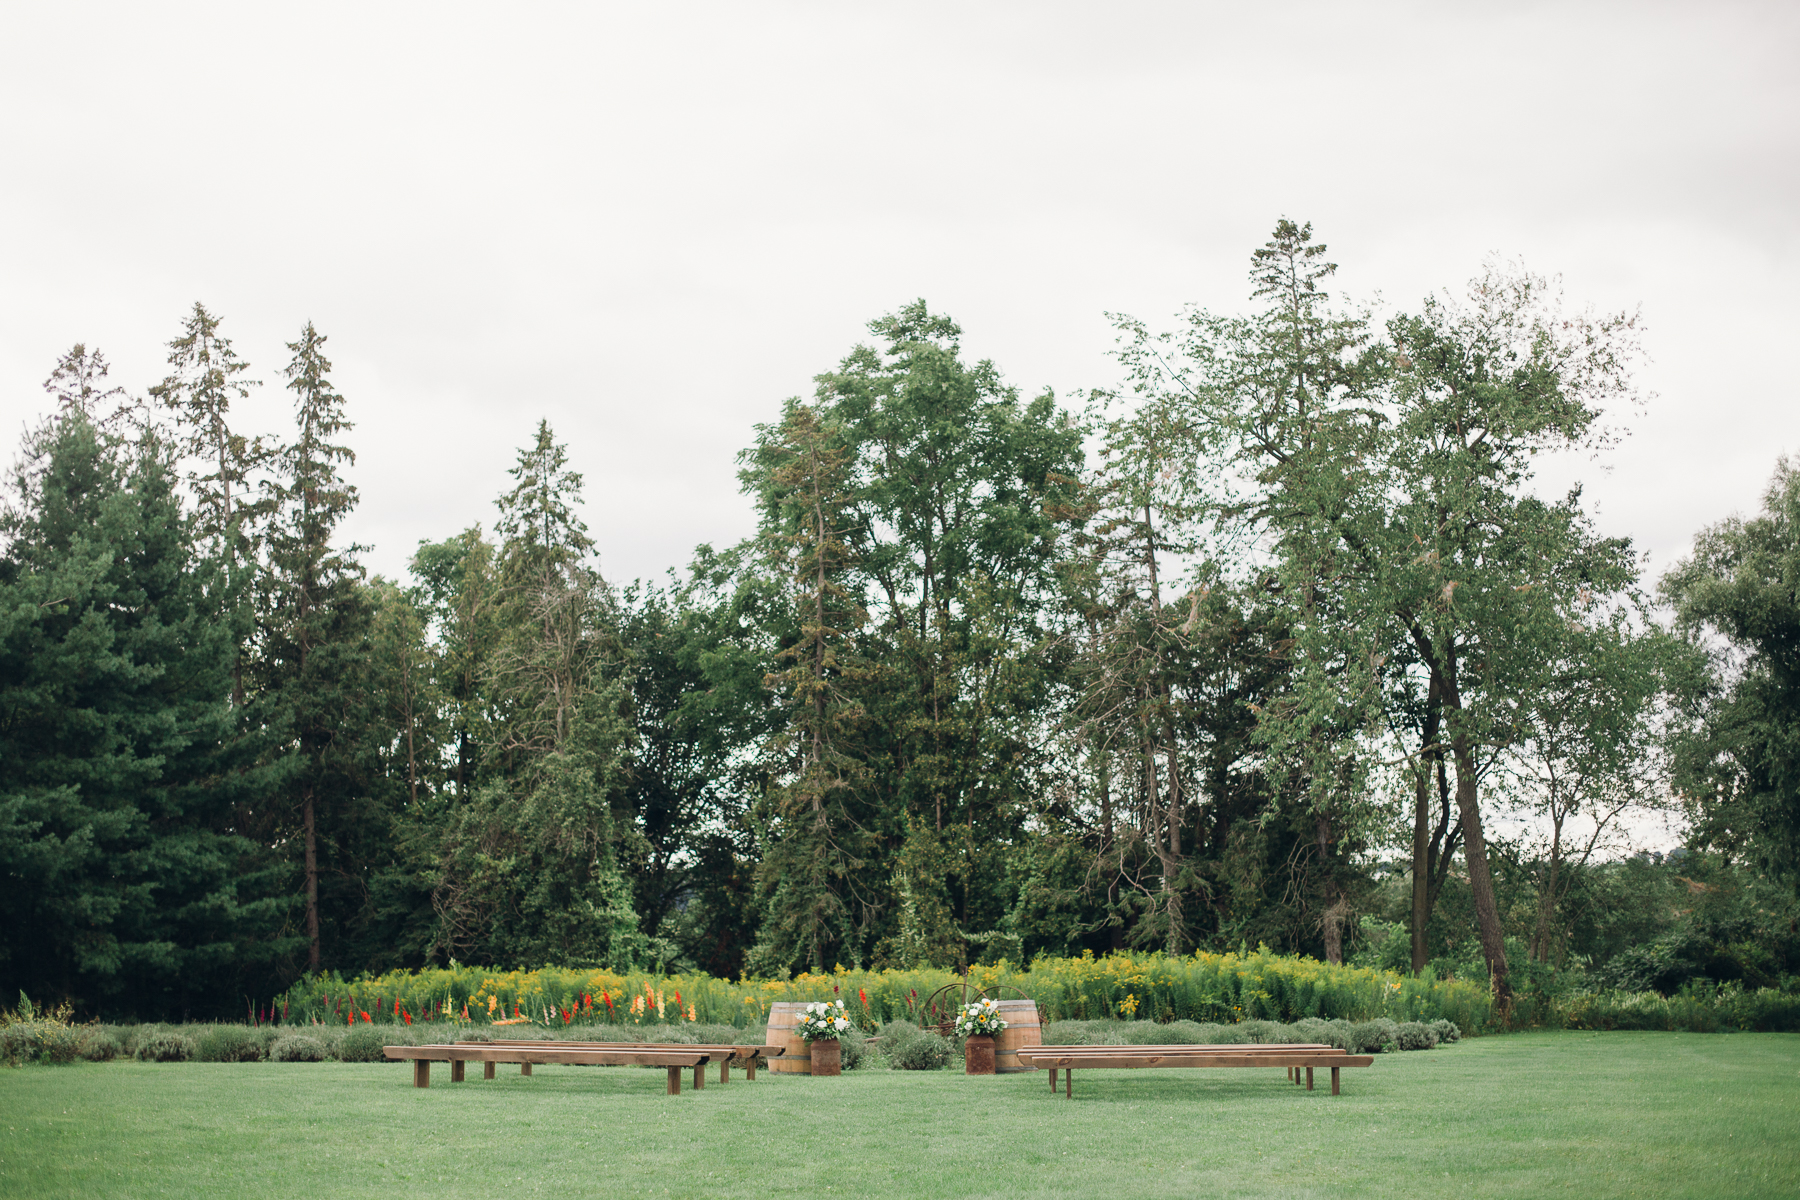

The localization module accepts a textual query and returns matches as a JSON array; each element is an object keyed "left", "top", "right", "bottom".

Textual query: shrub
[
  {"left": 335, "top": 1025, "right": 399, "bottom": 1063},
  {"left": 269, "top": 1035, "right": 328, "bottom": 1062},
  {"left": 876, "top": 1020, "right": 950, "bottom": 1070},
  {"left": 1234, "top": 1020, "right": 1286, "bottom": 1043},
  {"left": 1, "top": 1021, "right": 80, "bottom": 1066},
  {"left": 1291, "top": 1018, "right": 1355, "bottom": 1049},
  {"left": 76, "top": 1028, "right": 121, "bottom": 1062},
  {"left": 1348, "top": 1019, "right": 1400, "bottom": 1054},
  {"left": 1040, "top": 1020, "right": 1095, "bottom": 1045},
  {"left": 120, "top": 1025, "right": 164, "bottom": 1058},
  {"left": 837, "top": 1028, "right": 869, "bottom": 1071},
  {"left": 196, "top": 1026, "right": 266, "bottom": 1063},
  {"left": 135, "top": 1033, "right": 197, "bottom": 1063},
  {"left": 886, "top": 1029, "right": 952, "bottom": 1071},
  {"left": 1393, "top": 1021, "right": 1439, "bottom": 1051},
  {"left": 1430, "top": 1019, "right": 1461, "bottom": 1043}
]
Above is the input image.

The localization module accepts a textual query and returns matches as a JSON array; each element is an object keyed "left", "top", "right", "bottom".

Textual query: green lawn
[{"left": 1, "top": 1032, "right": 1796, "bottom": 1199}]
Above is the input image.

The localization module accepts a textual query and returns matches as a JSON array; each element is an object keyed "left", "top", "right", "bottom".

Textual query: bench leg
[
  {"left": 1331, "top": 1066, "right": 1340, "bottom": 1096},
  {"left": 1065, "top": 1069, "right": 1072, "bottom": 1099},
  {"left": 693, "top": 1063, "right": 704, "bottom": 1091},
  {"left": 1294, "top": 1067, "right": 1303, "bottom": 1086},
  {"left": 746, "top": 1056, "right": 757, "bottom": 1081},
  {"left": 1048, "top": 1067, "right": 1057, "bottom": 1092},
  {"left": 1306, "top": 1067, "right": 1314, "bottom": 1091},
  {"left": 721, "top": 1058, "right": 730, "bottom": 1085},
  {"left": 451, "top": 1059, "right": 465, "bottom": 1083},
  {"left": 413, "top": 1060, "right": 430, "bottom": 1089},
  {"left": 666, "top": 1065, "right": 682, "bottom": 1095},
  {"left": 484, "top": 1060, "right": 495, "bottom": 1080},
  {"left": 521, "top": 1062, "right": 532, "bottom": 1076}
]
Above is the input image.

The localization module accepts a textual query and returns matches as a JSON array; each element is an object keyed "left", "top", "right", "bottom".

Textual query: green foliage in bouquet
[
  {"left": 792, "top": 1000, "right": 850, "bottom": 1041},
  {"left": 953, "top": 998, "right": 1008, "bottom": 1037}
]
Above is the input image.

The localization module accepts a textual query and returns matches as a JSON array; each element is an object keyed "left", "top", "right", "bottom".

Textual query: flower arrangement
[
  {"left": 792, "top": 1000, "right": 850, "bottom": 1042},
  {"left": 954, "top": 998, "right": 1008, "bottom": 1038}
]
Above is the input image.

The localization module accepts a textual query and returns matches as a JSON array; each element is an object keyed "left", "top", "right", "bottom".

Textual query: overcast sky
[{"left": 3, "top": 1, "right": 1795, "bottom": 591}]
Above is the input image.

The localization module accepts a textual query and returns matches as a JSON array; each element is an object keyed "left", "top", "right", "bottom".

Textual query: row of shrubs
[
  {"left": 0, "top": 1012, "right": 1459, "bottom": 1069},
  {"left": 1037, "top": 1016, "right": 1461, "bottom": 1054},
  {"left": 0, "top": 1018, "right": 768, "bottom": 1067},
  {"left": 278, "top": 948, "right": 1493, "bottom": 1033},
  {"left": 1550, "top": 984, "right": 1800, "bottom": 1032}
]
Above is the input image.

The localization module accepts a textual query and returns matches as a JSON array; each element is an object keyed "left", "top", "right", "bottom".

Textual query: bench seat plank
[
  {"left": 1028, "top": 1044, "right": 1336, "bottom": 1053},
  {"left": 384, "top": 1045, "right": 713, "bottom": 1093},
  {"left": 1017, "top": 1048, "right": 1374, "bottom": 1099},
  {"left": 1020, "top": 1053, "right": 1371, "bottom": 1069},
  {"left": 463, "top": 1040, "right": 784, "bottom": 1082}
]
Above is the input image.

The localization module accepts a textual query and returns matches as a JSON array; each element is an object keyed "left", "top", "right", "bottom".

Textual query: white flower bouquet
[
  {"left": 954, "top": 998, "right": 1008, "bottom": 1038},
  {"left": 792, "top": 999, "right": 851, "bottom": 1042}
]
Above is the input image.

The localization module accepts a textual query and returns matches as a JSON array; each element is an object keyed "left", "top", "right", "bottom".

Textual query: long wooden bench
[
  {"left": 383, "top": 1044, "right": 716, "bottom": 1094},
  {"left": 461, "top": 1039, "right": 784, "bottom": 1084},
  {"left": 1018, "top": 1044, "right": 1373, "bottom": 1097}
]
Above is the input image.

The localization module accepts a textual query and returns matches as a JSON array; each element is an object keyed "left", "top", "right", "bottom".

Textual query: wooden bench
[
  {"left": 461, "top": 1039, "right": 784, "bottom": 1084},
  {"left": 1018, "top": 1044, "right": 1374, "bottom": 1097},
  {"left": 383, "top": 1044, "right": 715, "bottom": 1094}
]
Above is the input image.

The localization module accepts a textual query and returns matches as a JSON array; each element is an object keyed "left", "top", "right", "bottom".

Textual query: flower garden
[{"left": 270, "top": 948, "right": 1495, "bottom": 1035}]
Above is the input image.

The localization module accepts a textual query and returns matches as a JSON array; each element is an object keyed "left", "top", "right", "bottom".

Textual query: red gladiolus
[
  {"left": 834, "top": 984, "right": 840, "bottom": 996},
  {"left": 561, "top": 1007, "right": 571, "bottom": 1024},
  {"left": 360, "top": 1011, "right": 371, "bottom": 1023},
  {"left": 859, "top": 988, "right": 868, "bottom": 1008},
  {"left": 514, "top": 1002, "right": 520, "bottom": 1018},
  {"left": 673, "top": 989, "right": 681, "bottom": 1008},
  {"left": 394, "top": 998, "right": 401, "bottom": 1017},
  {"left": 403, "top": 1011, "right": 412, "bottom": 1026},
  {"left": 461, "top": 1004, "right": 469, "bottom": 1020}
]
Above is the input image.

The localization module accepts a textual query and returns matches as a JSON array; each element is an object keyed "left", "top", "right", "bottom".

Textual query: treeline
[{"left": 4, "top": 221, "right": 1797, "bottom": 1021}]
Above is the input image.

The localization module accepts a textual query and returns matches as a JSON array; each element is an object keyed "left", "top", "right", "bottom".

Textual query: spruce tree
[
  {"left": 0, "top": 413, "right": 284, "bottom": 1015},
  {"left": 255, "top": 323, "right": 371, "bottom": 974}
]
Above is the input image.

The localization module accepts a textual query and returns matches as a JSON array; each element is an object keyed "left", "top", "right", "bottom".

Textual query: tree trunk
[
  {"left": 1322, "top": 896, "right": 1349, "bottom": 965},
  {"left": 1449, "top": 735, "right": 1512, "bottom": 1016},
  {"left": 1533, "top": 805, "right": 1565, "bottom": 963},
  {"left": 1318, "top": 814, "right": 1347, "bottom": 964},
  {"left": 1410, "top": 767, "right": 1432, "bottom": 973},
  {"left": 303, "top": 790, "right": 321, "bottom": 973},
  {"left": 1410, "top": 690, "right": 1442, "bottom": 973}
]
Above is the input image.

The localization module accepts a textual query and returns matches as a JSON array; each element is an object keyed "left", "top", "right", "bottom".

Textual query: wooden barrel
[
  {"left": 765, "top": 1002, "right": 811, "bottom": 1074},
  {"left": 992, "top": 999, "right": 1042, "bottom": 1073}
]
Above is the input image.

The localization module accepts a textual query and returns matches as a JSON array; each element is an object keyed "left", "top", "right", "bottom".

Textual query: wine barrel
[
  {"left": 765, "top": 1002, "right": 811, "bottom": 1074},
  {"left": 992, "top": 998, "right": 1042, "bottom": 1073}
]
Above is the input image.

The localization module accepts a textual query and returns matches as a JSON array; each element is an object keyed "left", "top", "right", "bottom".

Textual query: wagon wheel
[
  {"left": 920, "top": 982, "right": 973, "bottom": 1036},
  {"left": 920, "top": 981, "right": 1031, "bottom": 1036}
]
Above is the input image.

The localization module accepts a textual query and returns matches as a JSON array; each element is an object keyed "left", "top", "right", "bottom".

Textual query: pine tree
[
  {"left": 0, "top": 413, "right": 287, "bottom": 1015},
  {"left": 255, "top": 322, "right": 370, "bottom": 974},
  {"left": 743, "top": 399, "right": 871, "bottom": 972},
  {"left": 426, "top": 421, "right": 644, "bottom": 969}
]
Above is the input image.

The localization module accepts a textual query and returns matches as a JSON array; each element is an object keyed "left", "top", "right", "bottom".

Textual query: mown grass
[{"left": 1, "top": 1031, "right": 1796, "bottom": 1198}]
